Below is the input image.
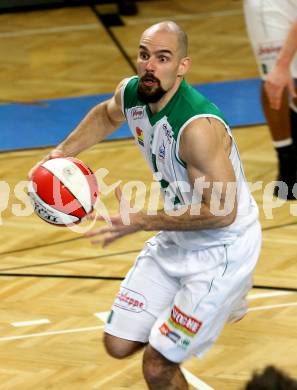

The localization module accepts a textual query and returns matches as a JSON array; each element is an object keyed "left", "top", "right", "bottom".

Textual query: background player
[{"left": 243, "top": 0, "right": 297, "bottom": 199}]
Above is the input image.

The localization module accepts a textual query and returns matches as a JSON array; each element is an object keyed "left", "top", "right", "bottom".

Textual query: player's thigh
[{"left": 105, "top": 242, "right": 180, "bottom": 343}]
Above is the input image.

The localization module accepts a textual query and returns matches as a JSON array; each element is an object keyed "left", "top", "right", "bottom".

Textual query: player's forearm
[
  {"left": 57, "top": 102, "right": 121, "bottom": 156},
  {"left": 140, "top": 203, "right": 236, "bottom": 232},
  {"left": 276, "top": 20, "right": 297, "bottom": 69}
]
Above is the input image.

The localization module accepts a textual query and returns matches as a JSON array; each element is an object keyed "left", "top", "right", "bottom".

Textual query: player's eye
[
  {"left": 139, "top": 52, "right": 149, "bottom": 60},
  {"left": 159, "top": 56, "right": 169, "bottom": 62}
]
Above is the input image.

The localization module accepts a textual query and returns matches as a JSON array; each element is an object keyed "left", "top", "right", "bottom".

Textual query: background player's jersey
[{"left": 121, "top": 76, "right": 259, "bottom": 249}]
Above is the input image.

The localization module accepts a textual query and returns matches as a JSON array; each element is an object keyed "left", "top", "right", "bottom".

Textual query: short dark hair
[{"left": 245, "top": 366, "right": 297, "bottom": 390}]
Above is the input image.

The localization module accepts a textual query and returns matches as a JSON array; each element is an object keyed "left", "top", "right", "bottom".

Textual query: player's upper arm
[{"left": 179, "top": 117, "right": 237, "bottom": 222}]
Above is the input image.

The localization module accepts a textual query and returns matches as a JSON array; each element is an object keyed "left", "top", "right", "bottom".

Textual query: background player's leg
[
  {"left": 290, "top": 80, "right": 297, "bottom": 146},
  {"left": 143, "top": 345, "right": 188, "bottom": 390},
  {"left": 261, "top": 83, "right": 297, "bottom": 199}
]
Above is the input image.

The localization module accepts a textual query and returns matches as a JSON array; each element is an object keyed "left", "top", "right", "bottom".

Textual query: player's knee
[
  {"left": 103, "top": 332, "right": 142, "bottom": 359},
  {"left": 143, "top": 344, "right": 178, "bottom": 384}
]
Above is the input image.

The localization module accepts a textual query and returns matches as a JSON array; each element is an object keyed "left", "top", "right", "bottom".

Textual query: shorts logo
[
  {"left": 107, "top": 310, "right": 114, "bottom": 324},
  {"left": 179, "top": 338, "right": 190, "bottom": 349},
  {"left": 159, "top": 322, "right": 191, "bottom": 350},
  {"left": 136, "top": 127, "right": 144, "bottom": 146},
  {"left": 159, "top": 322, "right": 170, "bottom": 336},
  {"left": 132, "top": 107, "right": 144, "bottom": 120},
  {"left": 167, "top": 330, "right": 180, "bottom": 344},
  {"left": 168, "top": 305, "right": 202, "bottom": 336},
  {"left": 159, "top": 323, "right": 180, "bottom": 342},
  {"left": 258, "top": 45, "right": 281, "bottom": 56},
  {"left": 114, "top": 287, "right": 147, "bottom": 313}
]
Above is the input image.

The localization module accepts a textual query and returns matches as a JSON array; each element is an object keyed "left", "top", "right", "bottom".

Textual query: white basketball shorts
[
  {"left": 243, "top": 0, "right": 297, "bottom": 79},
  {"left": 105, "top": 221, "right": 262, "bottom": 363}
]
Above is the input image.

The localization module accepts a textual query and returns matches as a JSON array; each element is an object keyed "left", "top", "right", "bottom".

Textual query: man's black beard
[{"left": 137, "top": 79, "right": 167, "bottom": 104}]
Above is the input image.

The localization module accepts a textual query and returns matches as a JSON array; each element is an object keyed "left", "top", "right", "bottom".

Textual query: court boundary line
[
  {"left": 0, "top": 273, "right": 124, "bottom": 280},
  {"left": 1, "top": 218, "right": 297, "bottom": 267},
  {"left": 0, "top": 24, "right": 99, "bottom": 38},
  {"left": 253, "top": 285, "right": 297, "bottom": 292},
  {"left": 0, "top": 325, "right": 104, "bottom": 342},
  {"left": 0, "top": 321, "right": 212, "bottom": 389},
  {"left": 0, "top": 236, "right": 84, "bottom": 256},
  {"left": 0, "top": 136, "right": 134, "bottom": 154},
  {"left": 0, "top": 9, "right": 243, "bottom": 38},
  {"left": 1, "top": 221, "right": 296, "bottom": 258},
  {"left": 248, "top": 301, "right": 297, "bottom": 312},
  {"left": 12, "top": 319, "right": 51, "bottom": 327},
  {"left": 1, "top": 297, "right": 296, "bottom": 388},
  {"left": 248, "top": 291, "right": 295, "bottom": 299},
  {"left": 127, "top": 9, "right": 243, "bottom": 26},
  {"left": 1, "top": 299, "right": 295, "bottom": 388},
  {"left": 0, "top": 272, "right": 297, "bottom": 293},
  {"left": 90, "top": 4, "right": 137, "bottom": 73},
  {"left": 181, "top": 368, "right": 215, "bottom": 390},
  {"left": 0, "top": 249, "right": 140, "bottom": 272},
  {"left": 262, "top": 221, "right": 297, "bottom": 231},
  {"left": 1, "top": 299, "right": 296, "bottom": 343}
]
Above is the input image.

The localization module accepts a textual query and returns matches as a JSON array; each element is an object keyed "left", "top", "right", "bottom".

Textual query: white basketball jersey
[{"left": 121, "top": 76, "right": 259, "bottom": 250}]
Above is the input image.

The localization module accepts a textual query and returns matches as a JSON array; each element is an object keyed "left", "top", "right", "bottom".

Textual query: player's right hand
[{"left": 28, "top": 148, "right": 65, "bottom": 180}]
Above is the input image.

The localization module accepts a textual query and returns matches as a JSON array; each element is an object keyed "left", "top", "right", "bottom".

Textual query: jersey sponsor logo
[
  {"left": 132, "top": 107, "right": 144, "bottom": 120},
  {"left": 136, "top": 127, "right": 144, "bottom": 146},
  {"left": 168, "top": 305, "right": 202, "bottom": 336},
  {"left": 158, "top": 141, "right": 166, "bottom": 160},
  {"left": 162, "top": 123, "right": 173, "bottom": 144},
  {"left": 114, "top": 287, "right": 147, "bottom": 313}
]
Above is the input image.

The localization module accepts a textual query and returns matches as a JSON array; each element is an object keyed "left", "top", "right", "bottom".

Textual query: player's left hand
[
  {"left": 85, "top": 186, "right": 145, "bottom": 247},
  {"left": 265, "top": 65, "right": 297, "bottom": 110}
]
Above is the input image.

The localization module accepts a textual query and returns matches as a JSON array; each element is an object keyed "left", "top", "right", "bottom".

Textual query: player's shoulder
[
  {"left": 120, "top": 76, "right": 142, "bottom": 110},
  {"left": 115, "top": 76, "right": 138, "bottom": 93},
  {"left": 178, "top": 80, "right": 220, "bottom": 115},
  {"left": 113, "top": 76, "right": 138, "bottom": 106},
  {"left": 182, "top": 116, "right": 215, "bottom": 141},
  {"left": 168, "top": 81, "right": 224, "bottom": 138}
]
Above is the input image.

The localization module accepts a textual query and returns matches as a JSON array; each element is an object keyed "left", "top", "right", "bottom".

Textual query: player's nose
[{"left": 145, "top": 57, "right": 156, "bottom": 73}]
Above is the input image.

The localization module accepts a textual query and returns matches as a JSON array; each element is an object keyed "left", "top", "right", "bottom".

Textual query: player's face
[{"left": 136, "top": 30, "right": 184, "bottom": 103}]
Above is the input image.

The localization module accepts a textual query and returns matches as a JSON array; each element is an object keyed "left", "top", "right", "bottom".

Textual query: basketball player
[
  {"left": 243, "top": 0, "right": 297, "bottom": 200},
  {"left": 29, "top": 22, "right": 262, "bottom": 389}
]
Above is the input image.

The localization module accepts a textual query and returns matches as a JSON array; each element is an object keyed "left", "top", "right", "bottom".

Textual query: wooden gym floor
[{"left": 0, "top": 1, "right": 297, "bottom": 389}]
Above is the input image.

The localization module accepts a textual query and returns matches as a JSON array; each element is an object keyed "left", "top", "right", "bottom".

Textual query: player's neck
[{"left": 148, "top": 77, "right": 183, "bottom": 114}]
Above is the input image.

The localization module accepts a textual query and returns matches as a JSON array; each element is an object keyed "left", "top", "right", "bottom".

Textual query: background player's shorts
[
  {"left": 243, "top": 0, "right": 297, "bottom": 79},
  {"left": 105, "top": 221, "right": 262, "bottom": 363}
]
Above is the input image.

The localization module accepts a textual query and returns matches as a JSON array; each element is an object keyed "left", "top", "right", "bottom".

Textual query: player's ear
[{"left": 177, "top": 57, "right": 191, "bottom": 77}]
